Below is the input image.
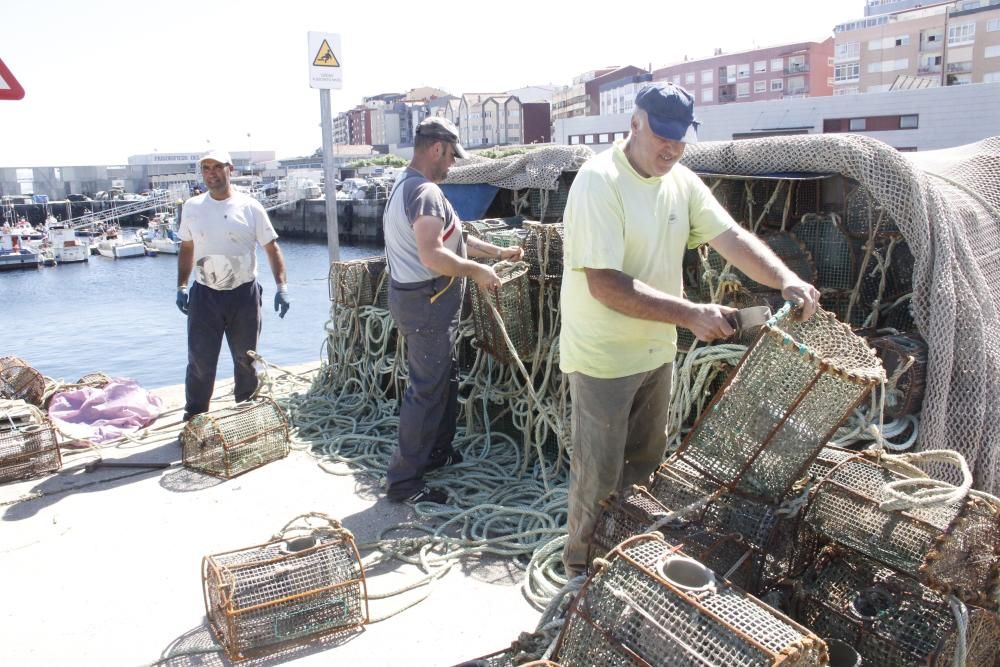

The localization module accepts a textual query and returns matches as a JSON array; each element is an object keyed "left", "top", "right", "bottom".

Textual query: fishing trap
[
  {"left": 0, "top": 356, "right": 46, "bottom": 407},
  {"left": 181, "top": 397, "right": 289, "bottom": 479},
  {"left": 202, "top": 513, "right": 368, "bottom": 662},
  {"left": 554, "top": 533, "right": 826, "bottom": 667},
  {"left": 668, "top": 304, "right": 885, "bottom": 501},
  {"left": 794, "top": 547, "right": 1000, "bottom": 667},
  {"left": 470, "top": 260, "right": 536, "bottom": 364},
  {"left": 328, "top": 255, "right": 389, "bottom": 310},
  {"left": 803, "top": 449, "right": 1000, "bottom": 610},
  {"left": 868, "top": 332, "right": 927, "bottom": 420},
  {"left": 522, "top": 221, "right": 564, "bottom": 280},
  {"left": 0, "top": 407, "right": 61, "bottom": 484}
]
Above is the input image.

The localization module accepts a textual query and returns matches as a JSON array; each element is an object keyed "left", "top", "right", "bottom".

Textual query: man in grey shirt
[{"left": 383, "top": 117, "right": 523, "bottom": 504}]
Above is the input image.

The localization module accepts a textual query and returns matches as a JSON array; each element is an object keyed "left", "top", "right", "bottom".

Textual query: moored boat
[
  {"left": 0, "top": 232, "right": 39, "bottom": 271},
  {"left": 45, "top": 217, "right": 90, "bottom": 263},
  {"left": 96, "top": 227, "right": 146, "bottom": 259}
]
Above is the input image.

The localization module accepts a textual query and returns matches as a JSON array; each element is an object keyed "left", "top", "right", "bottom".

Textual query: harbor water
[{"left": 1, "top": 237, "right": 380, "bottom": 389}]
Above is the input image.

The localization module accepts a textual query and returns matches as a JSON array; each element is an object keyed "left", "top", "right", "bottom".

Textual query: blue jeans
[{"left": 184, "top": 280, "right": 262, "bottom": 418}]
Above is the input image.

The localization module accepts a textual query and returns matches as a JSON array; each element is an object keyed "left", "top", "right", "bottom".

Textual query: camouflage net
[{"left": 683, "top": 134, "right": 1000, "bottom": 495}]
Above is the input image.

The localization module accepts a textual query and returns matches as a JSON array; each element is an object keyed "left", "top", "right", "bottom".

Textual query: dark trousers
[
  {"left": 386, "top": 275, "right": 462, "bottom": 499},
  {"left": 184, "top": 280, "right": 263, "bottom": 418}
]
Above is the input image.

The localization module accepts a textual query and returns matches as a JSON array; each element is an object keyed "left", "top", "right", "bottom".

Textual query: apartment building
[
  {"left": 599, "top": 72, "right": 652, "bottom": 115},
  {"left": 833, "top": 0, "right": 1000, "bottom": 94},
  {"left": 652, "top": 39, "right": 834, "bottom": 107},
  {"left": 552, "top": 68, "right": 618, "bottom": 122}
]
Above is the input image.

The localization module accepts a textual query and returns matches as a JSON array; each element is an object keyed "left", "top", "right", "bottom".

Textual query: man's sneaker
[
  {"left": 426, "top": 449, "right": 463, "bottom": 472},
  {"left": 390, "top": 486, "right": 449, "bottom": 504}
]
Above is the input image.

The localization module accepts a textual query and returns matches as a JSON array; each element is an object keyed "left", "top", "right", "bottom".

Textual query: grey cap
[{"left": 415, "top": 116, "right": 469, "bottom": 159}]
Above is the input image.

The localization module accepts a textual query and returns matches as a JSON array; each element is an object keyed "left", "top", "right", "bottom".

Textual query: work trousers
[
  {"left": 184, "top": 280, "right": 262, "bottom": 418},
  {"left": 563, "top": 363, "right": 673, "bottom": 575},
  {"left": 386, "top": 275, "right": 463, "bottom": 499}
]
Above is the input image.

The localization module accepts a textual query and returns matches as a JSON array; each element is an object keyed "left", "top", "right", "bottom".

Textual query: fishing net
[
  {"left": 802, "top": 450, "right": 1000, "bottom": 610},
  {"left": 794, "top": 547, "right": 1000, "bottom": 667},
  {"left": 444, "top": 145, "right": 593, "bottom": 191},
  {"left": 0, "top": 356, "right": 45, "bottom": 407},
  {"left": 328, "top": 255, "right": 388, "bottom": 309},
  {"left": 554, "top": 533, "right": 825, "bottom": 667},
  {"left": 0, "top": 408, "right": 61, "bottom": 483},
  {"left": 181, "top": 397, "right": 289, "bottom": 479},
  {"left": 202, "top": 513, "right": 367, "bottom": 662},
  {"left": 670, "top": 304, "right": 884, "bottom": 501},
  {"left": 683, "top": 134, "right": 1000, "bottom": 495},
  {"left": 470, "top": 261, "right": 536, "bottom": 364}
]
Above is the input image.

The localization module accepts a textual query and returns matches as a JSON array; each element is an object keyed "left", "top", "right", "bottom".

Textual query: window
[
  {"left": 869, "top": 35, "right": 910, "bottom": 49},
  {"left": 771, "top": 58, "right": 783, "bottom": 72},
  {"left": 833, "top": 86, "right": 860, "bottom": 95},
  {"left": 584, "top": 135, "right": 595, "bottom": 144},
  {"left": 984, "top": 71, "right": 1000, "bottom": 83},
  {"left": 868, "top": 59, "right": 909, "bottom": 73},
  {"left": 835, "top": 62, "right": 860, "bottom": 81},
  {"left": 685, "top": 72, "right": 696, "bottom": 84},
  {"left": 737, "top": 63, "right": 750, "bottom": 78},
  {"left": 899, "top": 115, "right": 918, "bottom": 129},
  {"left": 737, "top": 82, "right": 750, "bottom": 97},
  {"left": 598, "top": 133, "right": 610, "bottom": 143},
  {"left": 788, "top": 55, "right": 806, "bottom": 72},
  {"left": 726, "top": 64, "right": 737, "bottom": 83},
  {"left": 786, "top": 76, "right": 806, "bottom": 94},
  {"left": 770, "top": 79, "right": 784, "bottom": 91},
  {"left": 754, "top": 80, "right": 767, "bottom": 93},
  {"left": 948, "top": 22, "right": 975, "bottom": 45},
  {"left": 986, "top": 45, "right": 1000, "bottom": 58},
  {"left": 849, "top": 118, "right": 866, "bottom": 131},
  {"left": 672, "top": 75, "right": 681, "bottom": 86},
  {"left": 988, "top": 18, "right": 1000, "bottom": 32},
  {"left": 754, "top": 60, "right": 767, "bottom": 73},
  {"left": 701, "top": 87, "right": 714, "bottom": 103},
  {"left": 570, "top": 136, "right": 580, "bottom": 145},
  {"left": 835, "top": 42, "right": 860, "bottom": 60},
  {"left": 701, "top": 69, "right": 713, "bottom": 84}
]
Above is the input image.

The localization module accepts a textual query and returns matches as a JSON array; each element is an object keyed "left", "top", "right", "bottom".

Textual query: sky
[{"left": 0, "top": 0, "right": 867, "bottom": 167}]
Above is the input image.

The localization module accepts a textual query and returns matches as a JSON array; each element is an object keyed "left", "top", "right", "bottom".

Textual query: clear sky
[{"left": 0, "top": 0, "right": 866, "bottom": 167}]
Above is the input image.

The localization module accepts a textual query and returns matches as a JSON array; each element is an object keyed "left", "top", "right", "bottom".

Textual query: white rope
[{"left": 947, "top": 594, "right": 970, "bottom": 667}]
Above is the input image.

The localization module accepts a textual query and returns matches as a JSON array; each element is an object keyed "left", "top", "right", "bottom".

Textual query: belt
[{"left": 390, "top": 275, "right": 457, "bottom": 304}]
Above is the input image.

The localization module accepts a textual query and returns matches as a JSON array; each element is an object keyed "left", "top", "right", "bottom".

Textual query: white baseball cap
[{"left": 199, "top": 149, "right": 233, "bottom": 166}]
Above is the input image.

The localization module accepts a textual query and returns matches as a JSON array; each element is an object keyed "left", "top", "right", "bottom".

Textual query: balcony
[
  {"left": 946, "top": 61, "right": 973, "bottom": 74},
  {"left": 784, "top": 88, "right": 808, "bottom": 96},
  {"left": 785, "top": 64, "right": 810, "bottom": 74},
  {"left": 917, "top": 65, "right": 942, "bottom": 74}
]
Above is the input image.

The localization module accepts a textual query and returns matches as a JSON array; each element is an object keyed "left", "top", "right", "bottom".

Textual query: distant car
[{"left": 67, "top": 194, "right": 92, "bottom": 202}]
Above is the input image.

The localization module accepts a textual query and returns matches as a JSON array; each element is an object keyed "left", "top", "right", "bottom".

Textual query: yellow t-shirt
[{"left": 559, "top": 141, "right": 735, "bottom": 378}]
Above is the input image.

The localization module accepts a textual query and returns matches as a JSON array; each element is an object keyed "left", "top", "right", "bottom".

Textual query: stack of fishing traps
[
  {"left": 0, "top": 400, "right": 61, "bottom": 483},
  {"left": 202, "top": 514, "right": 368, "bottom": 661},
  {"left": 181, "top": 397, "right": 289, "bottom": 479},
  {"left": 583, "top": 305, "right": 1000, "bottom": 665}
]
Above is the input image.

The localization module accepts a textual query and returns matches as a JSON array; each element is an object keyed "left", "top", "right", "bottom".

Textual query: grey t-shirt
[{"left": 383, "top": 167, "right": 465, "bottom": 283}]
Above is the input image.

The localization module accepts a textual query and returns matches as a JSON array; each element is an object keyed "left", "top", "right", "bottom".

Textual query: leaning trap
[
  {"left": 470, "top": 260, "right": 536, "bottom": 364},
  {"left": 181, "top": 397, "right": 289, "bottom": 479},
  {"left": 668, "top": 303, "right": 885, "bottom": 501},
  {"left": 554, "top": 533, "right": 826, "bottom": 667},
  {"left": 328, "top": 255, "right": 389, "bottom": 310},
  {"left": 0, "top": 405, "right": 61, "bottom": 484},
  {"left": 202, "top": 513, "right": 369, "bottom": 662},
  {"left": 0, "top": 356, "right": 46, "bottom": 407}
]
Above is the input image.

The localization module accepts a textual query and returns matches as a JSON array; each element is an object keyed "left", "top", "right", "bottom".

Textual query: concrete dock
[{"left": 1, "top": 364, "right": 541, "bottom": 667}]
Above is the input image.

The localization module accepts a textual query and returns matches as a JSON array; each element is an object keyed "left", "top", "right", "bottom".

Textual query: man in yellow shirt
[{"left": 559, "top": 82, "right": 820, "bottom": 577}]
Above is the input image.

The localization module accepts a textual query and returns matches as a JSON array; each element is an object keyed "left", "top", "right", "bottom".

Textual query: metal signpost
[{"left": 308, "top": 32, "right": 343, "bottom": 264}]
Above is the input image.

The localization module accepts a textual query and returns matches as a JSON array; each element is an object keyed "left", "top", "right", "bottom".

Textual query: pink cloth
[{"left": 48, "top": 378, "right": 164, "bottom": 445}]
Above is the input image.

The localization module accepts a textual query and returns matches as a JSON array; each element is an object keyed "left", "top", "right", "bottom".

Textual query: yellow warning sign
[{"left": 313, "top": 40, "right": 340, "bottom": 67}]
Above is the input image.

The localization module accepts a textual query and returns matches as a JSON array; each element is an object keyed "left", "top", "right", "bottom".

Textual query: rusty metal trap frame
[
  {"left": 522, "top": 221, "right": 564, "bottom": 280},
  {"left": 0, "top": 356, "right": 46, "bottom": 407},
  {"left": 554, "top": 533, "right": 826, "bottom": 667},
  {"left": 470, "top": 260, "right": 537, "bottom": 364},
  {"left": 465, "top": 217, "right": 513, "bottom": 240},
  {"left": 484, "top": 228, "right": 524, "bottom": 250},
  {"left": 528, "top": 171, "right": 574, "bottom": 223},
  {"left": 0, "top": 411, "right": 61, "bottom": 484},
  {"left": 452, "top": 639, "right": 563, "bottom": 667},
  {"left": 669, "top": 304, "right": 885, "bottom": 502},
  {"left": 793, "top": 546, "right": 1000, "bottom": 667},
  {"left": 700, "top": 174, "right": 824, "bottom": 231},
  {"left": 699, "top": 231, "right": 817, "bottom": 298},
  {"left": 801, "top": 449, "right": 1000, "bottom": 610},
  {"left": 327, "top": 255, "right": 389, "bottom": 309},
  {"left": 181, "top": 397, "right": 289, "bottom": 479},
  {"left": 868, "top": 332, "right": 927, "bottom": 420},
  {"left": 202, "top": 513, "right": 368, "bottom": 662}
]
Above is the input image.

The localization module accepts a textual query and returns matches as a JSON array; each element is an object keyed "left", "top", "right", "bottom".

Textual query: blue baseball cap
[{"left": 635, "top": 83, "right": 699, "bottom": 143}]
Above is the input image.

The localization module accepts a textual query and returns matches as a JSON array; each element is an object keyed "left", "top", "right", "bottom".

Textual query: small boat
[
  {"left": 96, "top": 227, "right": 146, "bottom": 259},
  {"left": 142, "top": 213, "right": 181, "bottom": 254},
  {"left": 0, "top": 232, "right": 40, "bottom": 271},
  {"left": 45, "top": 217, "right": 90, "bottom": 263}
]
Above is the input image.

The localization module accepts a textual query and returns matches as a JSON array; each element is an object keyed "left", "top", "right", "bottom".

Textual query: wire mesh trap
[
  {"left": 0, "top": 410, "right": 61, "bottom": 484},
  {"left": 328, "top": 255, "right": 389, "bottom": 309},
  {"left": 802, "top": 451, "right": 1000, "bottom": 610},
  {"left": 0, "top": 356, "right": 46, "bottom": 406},
  {"left": 793, "top": 547, "right": 1000, "bottom": 667},
  {"left": 202, "top": 513, "right": 368, "bottom": 662},
  {"left": 470, "top": 260, "right": 536, "bottom": 364},
  {"left": 181, "top": 397, "right": 289, "bottom": 479},
  {"left": 522, "top": 221, "right": 564, "bottom": 280},
  {"left": 868, "top": 332, "right": 927, "bottom": 420},
  {"left": 700, "top": 232, "right": 817, "bottom": 297},
  {"left": 670, "top": 304, "right": 885, "bottom": 501},
  {"left": 554, "top": 533, "right": 826, "bottom": 667}
]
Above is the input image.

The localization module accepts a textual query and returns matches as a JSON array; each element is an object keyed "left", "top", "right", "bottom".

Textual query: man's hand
[
  {"left": 471, "top": 264, "right": 502, "bottom": 292},
  {"left": 684, "top": 303, "right": 738, "bottom": 342},
  {"left": 274, "top": 286, "right": 290, "bottom": 318},
  {"left": 176, "top": 287, "right": 189, "bottom": 315},
  {"left": 499, "top": 246, "right": 524, "bottom": 262},
  {"left": 781, "top": 280, "right": 820, "bottom": 320}
]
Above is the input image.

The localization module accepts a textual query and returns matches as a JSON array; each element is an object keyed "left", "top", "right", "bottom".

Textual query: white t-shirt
[{"left": 179, "top": 191, "right": 278, "bottom": 290}]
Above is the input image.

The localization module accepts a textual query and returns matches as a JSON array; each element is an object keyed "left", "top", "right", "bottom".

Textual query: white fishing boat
[
  {"left": 96, "top": 227, "right": 146, "bottom": 259},
  {"left": 142, "top": 213, "right": 181, "bottom": 254},
  {"left": 0, "top": 231, "right": 39, "bottom": 271},
  {"left": 45, "top": 217, "right": 90, "bottom": 263}
]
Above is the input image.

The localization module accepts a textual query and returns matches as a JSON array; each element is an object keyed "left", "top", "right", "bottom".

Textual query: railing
[
  {"left": 917, "top": 66, "right": 942, "bottom": 74},
  {"left": 67, "top": 193, "right": 174, "bottom": 230},
  {"left": 946, "top": 62, "right": 973, "bottom": 73},
  {"left": 785, "top": 64, "right": 810, "bottom": 74}
]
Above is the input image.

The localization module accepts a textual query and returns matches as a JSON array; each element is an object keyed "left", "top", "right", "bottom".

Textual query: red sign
[{"left": 0, "top": 58, "right": 25, "bottom": 100}]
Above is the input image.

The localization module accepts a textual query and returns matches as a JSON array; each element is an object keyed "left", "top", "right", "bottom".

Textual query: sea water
[{"left": 0, "top": 238, "right": 379, "bottom": 389}]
